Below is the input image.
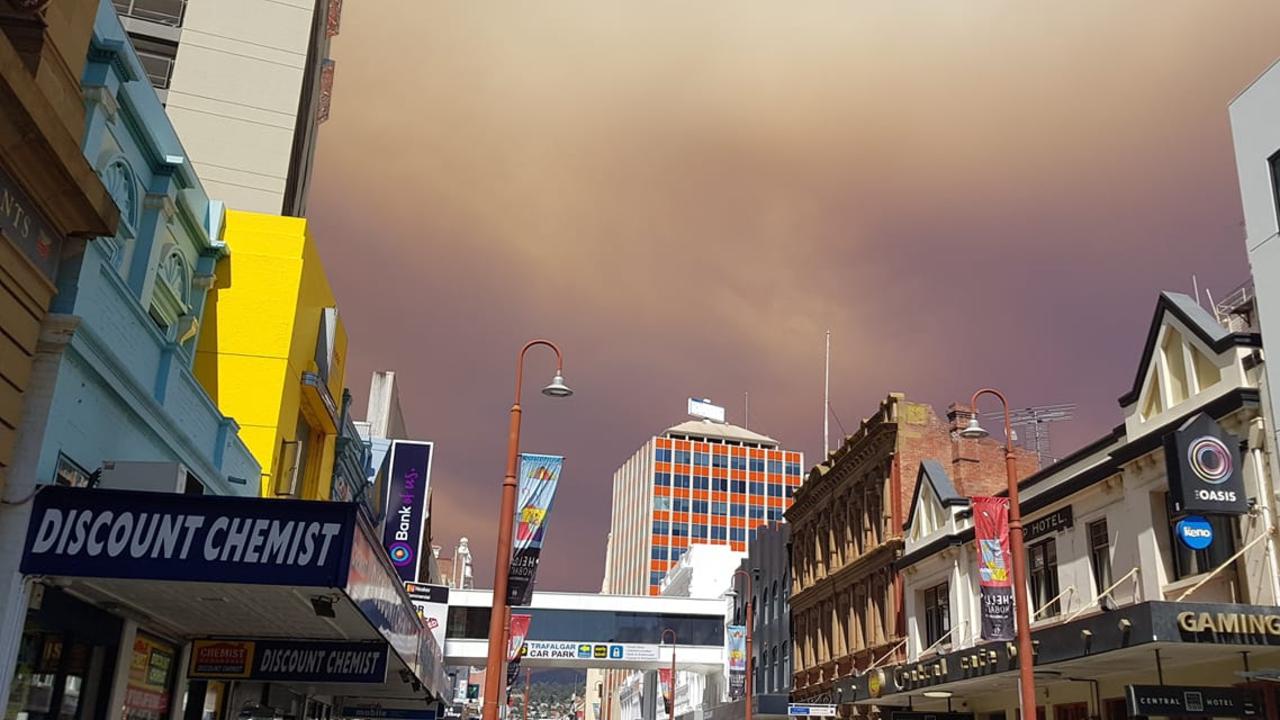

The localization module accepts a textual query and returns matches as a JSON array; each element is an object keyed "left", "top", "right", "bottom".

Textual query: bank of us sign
[
  {"left": 1165, "top": 413, "right": 1247, "bottom": 516},
  {"left": 382, "top": 440, "right": 434, "bottom": 582}
]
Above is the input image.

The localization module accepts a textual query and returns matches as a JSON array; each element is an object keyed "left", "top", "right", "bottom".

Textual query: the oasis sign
[
  {"left": 21, "top": 486, "right": 358, "bottom": 587},
  {"left": 1165, "top": 413, "right": 1247, "bottom": 516}
]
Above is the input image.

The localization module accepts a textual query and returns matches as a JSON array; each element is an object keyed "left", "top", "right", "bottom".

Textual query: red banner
[
  {"left": 973, "top": 496, "right": 1015, "bottom": 641},
  {"left": 507, "top": 614, "right": 531, "bottom": 662},
  {"left": 658, "top": 668, "right": 673, "bottom": 717}
]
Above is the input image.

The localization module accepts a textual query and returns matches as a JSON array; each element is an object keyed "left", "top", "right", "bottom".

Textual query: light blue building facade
[
  {"left": 11, "top": 0, "right": 259, "bottom": 496},
  {"left": 0, "top": 4, "right": 259, "bottom": 708}
]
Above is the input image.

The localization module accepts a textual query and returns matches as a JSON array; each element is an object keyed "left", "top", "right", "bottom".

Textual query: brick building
[{"left": 786, "top": 393, "right": 1037, "bottom": 710}]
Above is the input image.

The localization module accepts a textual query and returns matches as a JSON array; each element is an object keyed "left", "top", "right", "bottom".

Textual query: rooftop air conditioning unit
[{"left": 97, "top": 461, "right": 204, "bottom": 495}]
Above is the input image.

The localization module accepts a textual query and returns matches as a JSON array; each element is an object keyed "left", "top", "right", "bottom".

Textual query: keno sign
[{"left": 21, "top": 487, "right": 358, "bottom": 587}]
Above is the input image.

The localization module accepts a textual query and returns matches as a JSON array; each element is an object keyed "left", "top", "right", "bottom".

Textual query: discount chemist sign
[{"left": 21, "top": 487, "right": 359, "bottom": 587}]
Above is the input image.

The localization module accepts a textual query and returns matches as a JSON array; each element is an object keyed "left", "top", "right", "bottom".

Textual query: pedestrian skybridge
[{"left": 444, "top": 590, "right": 728, "bottom": 671}]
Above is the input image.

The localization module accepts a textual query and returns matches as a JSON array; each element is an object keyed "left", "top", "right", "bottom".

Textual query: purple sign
[{"left": 381, "top": 441, "right": 433, "bottom": 582}]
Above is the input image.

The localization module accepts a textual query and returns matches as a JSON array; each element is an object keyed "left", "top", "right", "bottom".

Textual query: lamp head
[
  {"left": 959, "top": 417, "right": 989, "bottom": 440},
  {"left": 542, "top": 372, "right": 573, "bottom": 398}
]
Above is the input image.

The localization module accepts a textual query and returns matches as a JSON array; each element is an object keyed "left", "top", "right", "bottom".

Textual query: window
[
  {"left": 112, "top": 0, "right": 188, "bottom": 27},
  {"left": 731, "top": 479, "right": 747, "bottom": 493},
  {"left": 712, "top": 454, "right": 728, "bottom": 468},
  {"left": 693, "top": 476, "right": 709, "bottom": 491},
  {"left": 731, "top": 456, "right": 747, "bottom": 470},
  {"left": 768, "top": 508, "right": 783, "bottom": 521},
  {"left": 651, "top": 547, "right": 669, "bottom": 561},
  {"left": 674, "top": 474, "right": 690, "bottom": 489},
  {"left": 131, "top": 36, "right": 179, "bottom": 89},
  {"left": 1088, "top": 519, "right": 1112, "bottom": 595},
  {"left": 749, "top": 506, "right": 765, "bottom": 519},
  {"left": 730, "top": 528, "right": 746, "bottom": 542},
  {"left": 749, "top": 458, "right": 765, "bottom": 472},
  {"left": 654, "top": 496, "right": 671, "bottom": 511},
  {"left": 654, "top": 472, "right": 671, "bottom": 486},
  {"left": 923, "top": 582, "right": 950, "bottom": 647},
  {"left": 692, "top": 524, "right": 708, "bottom": 539},
  {"left": 1028, "top": 539, "right": 1061, "bottom": 618},
  {"left": 692, "top": 500, "right": 708, "bottom": 514},
  {"left": 652, "top": 521, "right": 669, "bottom": 535},
  {"left": 672, "top": 498, "right": 690, "bottom": 513},
  {"left": 1271, "top": 150, "right": 1280, "bottom": 228},
  {"left": 693, "top": 452, "right": 710, "bottom": 467},
  {"left": 672, "top": 524, "right": 688, "bottom": 537},
  {"left": 749, "top": 481, "right": 764, "bottom": 495},
  {"left": 656, "top": 448, "right": 672, "bottom": 463},
  {"left": 772, "top": 581, "right": 780, "bottom": 620},
  {"left": 1170, "top": 512, "right": 1237, "bottom": 579},
  {"left": 767, "top": 460, "right": 783, "bottom": 473},
  {"left": 711, "top": 501, "right": 728, "bottom": 515},
  {"left": 770, "top": 646, "right": 779, "bottom": 691},
  {"left": 53, "top": 453, "right": 92, "bottom": 487},
  {"left": 782, "top": 644, "right": 790, "bottom": 686},
  {"left": 712, "top": 478, "right": 728, "bottom": 492},
  {"left": 731, "top": 503, "right": 746, "bottom": 516},
  {"left": 674, "top": 450, "right": 691, "bottom": 464},
  {"left": 711, "top": 526, "right": 727, "bottom": 540}
]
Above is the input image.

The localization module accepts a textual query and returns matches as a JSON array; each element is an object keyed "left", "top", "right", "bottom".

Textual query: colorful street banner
[
  {"left": 506, "top": 614, "right": 532, "bottom": 689},
  {"left": 188, "top": 639, "right": 387, "bottom": 684},
  {"left": 727, "top": 625, "right": 746, "bottom": 699},
  {"left": 506, "top": 454, "right": 564, "bottom": 606},
  {"left": 659, "top": 667, "right": 674, "bottom": 718},
  {"left": 973, "top": 496, "right": 1014, "bottom": 641},
  {"left": 382, "top": 440, "right": 434, "bottom": 582}
]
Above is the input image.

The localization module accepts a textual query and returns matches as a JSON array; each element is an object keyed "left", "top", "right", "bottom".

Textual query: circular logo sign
[
  {"left": 388, "top": 542, "right": 415, "bottom": 566},
  {"left": 1187, "top": 436, "right": 1233, "bottom": 484},
  {"left": 1176, "top": 515, "right": 1215, "bottom": 551},
  {"left": 867, "top": 668, "right": 885, "bottom": 698}
]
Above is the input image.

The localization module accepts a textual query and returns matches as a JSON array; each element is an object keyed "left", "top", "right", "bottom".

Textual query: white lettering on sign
[
  {"left": 29, "top": 509, "right": 343, "bottom": 567},
  {"left": 394, "top": 469, "right": 419, "bottom": 541}
]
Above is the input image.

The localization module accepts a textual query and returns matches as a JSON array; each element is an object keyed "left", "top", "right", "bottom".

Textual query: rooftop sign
[{"left": 687, "top": 397, "right": 725, "bottom": 423}]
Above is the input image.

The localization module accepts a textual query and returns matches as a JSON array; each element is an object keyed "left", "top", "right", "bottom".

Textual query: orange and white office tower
[{"left": 604, "top": 399, "right": 805, "bottom": 597}]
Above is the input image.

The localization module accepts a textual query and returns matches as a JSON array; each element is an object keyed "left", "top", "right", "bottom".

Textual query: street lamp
[
  {"left": 662, "top": 628, "right": 677, "bottom": 719},
  {"left": 728, "top": 568, "right": 755, "bottom": 720},
  {"left": 482, "top": 340, "right": 572, "bottom": 720},
  {"left": 958, "top": 388, "right": 1035, "bottom": 720}
]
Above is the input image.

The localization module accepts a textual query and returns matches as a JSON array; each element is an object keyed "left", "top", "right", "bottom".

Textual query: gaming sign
[{"left": 1165, "top": 413, "right": 1247, "bottom": 516}]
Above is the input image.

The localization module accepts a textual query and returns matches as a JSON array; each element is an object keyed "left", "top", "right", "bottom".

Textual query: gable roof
[
  {"left": 1117, "top": 291, "right": 1261, "bottom": 407},
  {"left": 904, "top": 459, "right": 968, "bottom": 531}
]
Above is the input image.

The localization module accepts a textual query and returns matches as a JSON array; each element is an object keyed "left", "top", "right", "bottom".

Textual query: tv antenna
[{"left": 981, "top": 403, "right": 1076, "bottom": 466}]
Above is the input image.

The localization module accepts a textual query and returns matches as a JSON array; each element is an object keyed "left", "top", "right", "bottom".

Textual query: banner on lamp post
[
  {"left": 506, "top": 614, "right": 531, "bottom": 689},
  {"left": 726, "top": 625, "right": 746, "bottom": 700},
  {"left": 381, "top": 440, "right": 434, "bottom": 582},
  {"left": 659, "top": 667, "right": 674, "bottom": 718},
  {"left": 507, "top": 454, "right": 564, "bottom": 606},
  {"left": 973, "top": 496, "right": 1015, "bottom": 641}
]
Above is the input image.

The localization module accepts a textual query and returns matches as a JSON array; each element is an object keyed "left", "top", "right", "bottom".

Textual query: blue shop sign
[
  {"left": 1176, "top": 516, "right": 1215, "bottom": 551},
  {"left": 189, "top": 639, "right": 387, "bottom": 684},
  {"left": 21, "top": 487, "right": 358, "bottom": 587}
]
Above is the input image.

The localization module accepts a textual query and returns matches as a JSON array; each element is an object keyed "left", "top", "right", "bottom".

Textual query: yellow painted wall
[{"left": 195, "top": 210, "right": 348, "bottom": 500}]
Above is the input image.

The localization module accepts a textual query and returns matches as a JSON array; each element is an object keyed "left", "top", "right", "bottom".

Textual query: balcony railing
[{"left": 112, "top": 0, "right": 187, "bottom": 27}]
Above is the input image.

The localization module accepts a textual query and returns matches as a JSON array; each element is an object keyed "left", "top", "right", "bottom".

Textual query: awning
[
  {"left": 839, "top": 601, "right": 1280, "bottom": 707},
  {"left": 19, "top": 486, "right": 447, "bottom": 703}
]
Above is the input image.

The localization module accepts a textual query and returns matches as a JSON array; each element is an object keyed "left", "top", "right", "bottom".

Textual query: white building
[
  {"left": 112, "top": 0, "right": 338, "bottom": 215},
  {"left": 841, "top": 291, "right": 1280, "bottom": 719}
]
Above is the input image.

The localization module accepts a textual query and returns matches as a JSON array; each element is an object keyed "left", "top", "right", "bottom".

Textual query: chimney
[{"left": 948, "top": 402, "right": 980, "bottom": 491}]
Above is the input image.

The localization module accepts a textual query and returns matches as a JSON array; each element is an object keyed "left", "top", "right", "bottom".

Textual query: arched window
[
  {"left": 772, "top": 580, "right": 779, "bottom": 620},
  {"left": 149, "top": 249, "right": 190, "bottom": 336},
  {"left": 101, "top": 158, "right": 138, "bottom": 268}
]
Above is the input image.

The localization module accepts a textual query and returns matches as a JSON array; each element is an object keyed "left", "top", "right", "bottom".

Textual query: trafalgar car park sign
[{"left": 521, "top": 641, "right": 661, "bottom": 663}]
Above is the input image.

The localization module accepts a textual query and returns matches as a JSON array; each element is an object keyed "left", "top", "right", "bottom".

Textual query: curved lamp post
[
  {"left": 958, "top": 388, "right": 1035, "bottom": 720},
  {"left": 482, "top": 340, "right": 572, "bottom": 720},
  {"left": 662, "top": 628, "right": 677, "bottom": 719}
]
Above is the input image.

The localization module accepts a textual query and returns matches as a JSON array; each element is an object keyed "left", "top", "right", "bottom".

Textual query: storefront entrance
[{"left": 4, "top": 588, "right": 122, "bottom": 720}]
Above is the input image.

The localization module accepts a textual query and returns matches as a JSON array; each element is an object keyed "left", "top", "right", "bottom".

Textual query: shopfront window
[
  {"left": 6, "top": 588, "right": 120, "bottom": 720},
  {"left": 122, "top": 632, "right": 176, "bottom": 720},
  {"left": 1028, "top": 539, "right": 1061, "bottom": 618}
]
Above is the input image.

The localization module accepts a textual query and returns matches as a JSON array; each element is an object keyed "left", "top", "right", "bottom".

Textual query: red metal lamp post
[
  {"left": 481, "top": 340, "right": 572, "bottom": 720},
  {"left": 959, "top": 388, "right": 1036, "bottom": 720}
]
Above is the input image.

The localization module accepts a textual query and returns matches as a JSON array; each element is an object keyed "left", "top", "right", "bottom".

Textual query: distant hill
[{"left": 527, "top": 669, "right": 586, "bottom": 686}]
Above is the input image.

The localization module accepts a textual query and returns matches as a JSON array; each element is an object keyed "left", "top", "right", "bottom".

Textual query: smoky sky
[{"left": 306, "top": 1, "right": 1280, "bottom": 592}]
